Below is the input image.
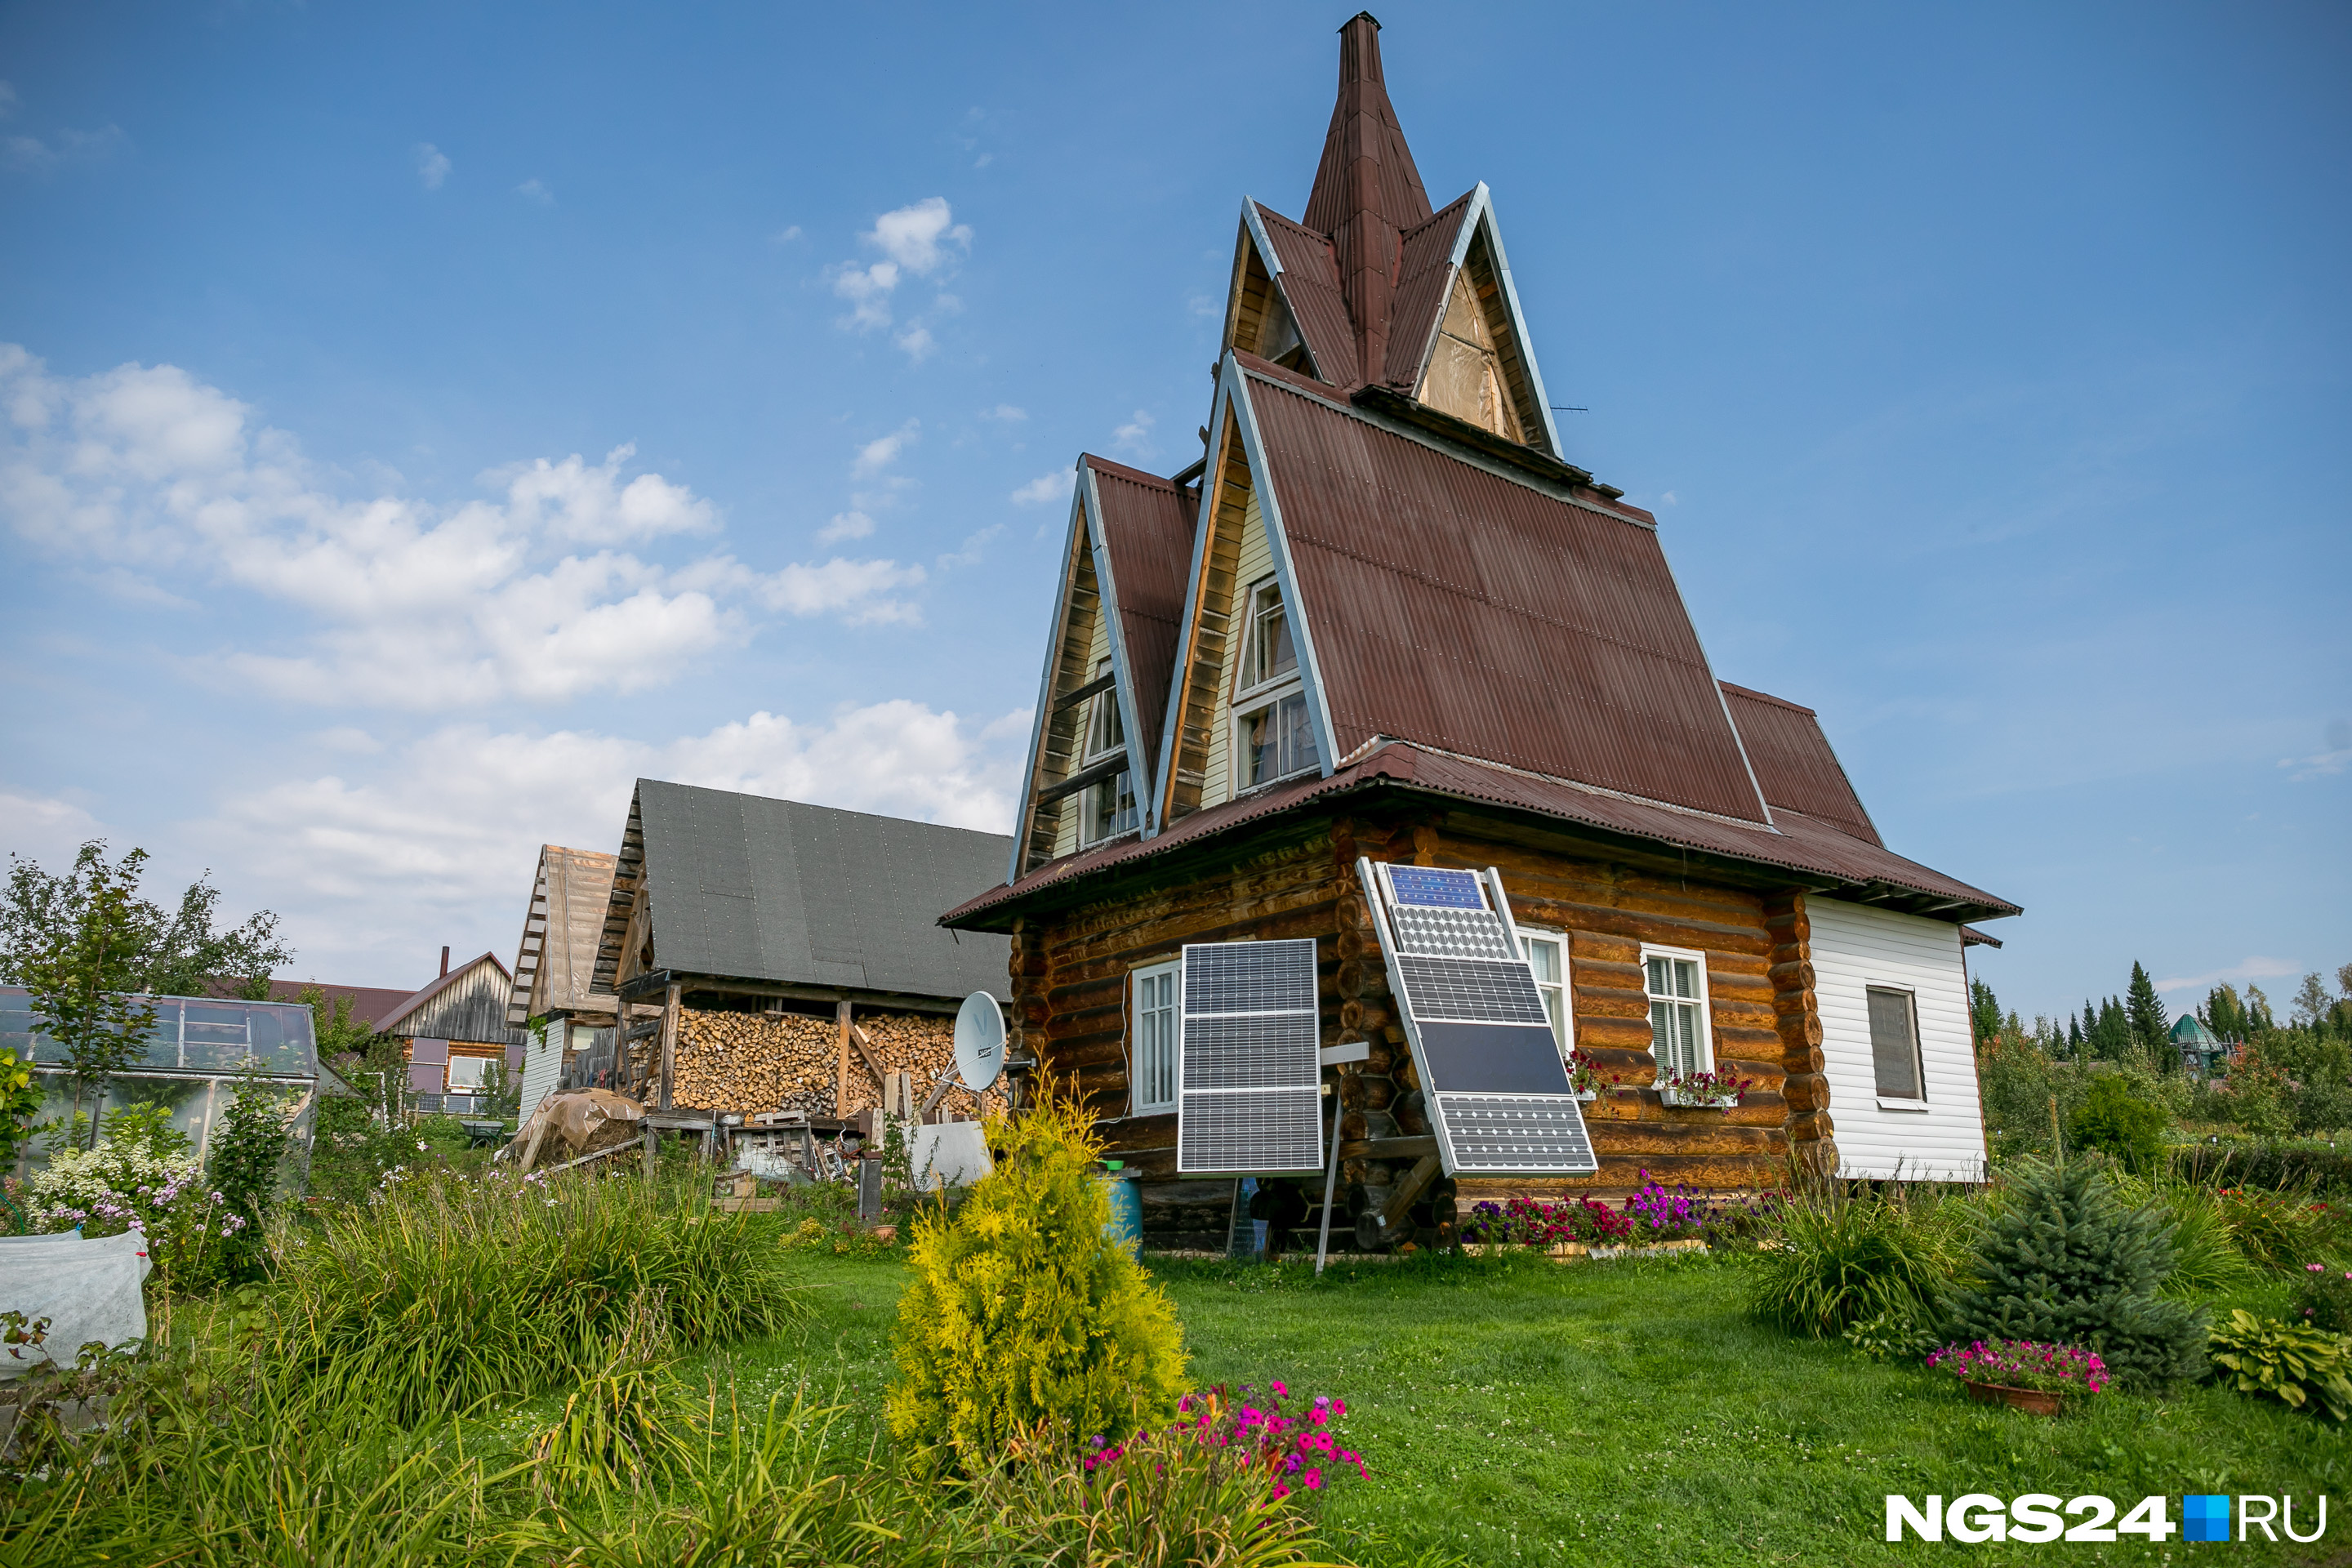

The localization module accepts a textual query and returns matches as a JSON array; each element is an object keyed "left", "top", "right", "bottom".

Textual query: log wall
[{"left": 1004, "top": 800, "right": 1837, "bottom": 1249}]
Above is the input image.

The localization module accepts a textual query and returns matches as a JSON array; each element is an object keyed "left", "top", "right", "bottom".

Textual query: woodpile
[{"left": 670, "top": 1006, "right": 1001, "bottom": 1120}]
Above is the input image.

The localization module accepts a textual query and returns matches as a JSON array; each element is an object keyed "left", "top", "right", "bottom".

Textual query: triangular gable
[
  {"left": 1718, "top": 683, "right": 1882, "bottom": 846},
  {"left": 1151, "top": 354, "right": 1342, "bottom": 830},
  {"left": 1085, "top": 455, "right": 1195, "bottom": 814},
  {"left": 1236, "top": 362, "right": 1773, "bottom": 826},
  {"left": 1241, "top": 203, "right": 1358, "bottom": 388},
  {"left": 1009, "top": 461, "right": 1167, "bottom": 876},
  {"left": 1384, "top": 185, "right": 1561, "bottom": 457},
  {"left": 505, "top": 844, "right": 621, "bottom": 1026}
]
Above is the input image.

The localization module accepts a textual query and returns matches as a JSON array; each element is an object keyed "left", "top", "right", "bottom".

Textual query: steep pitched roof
[
  {"left": 376, "top": 951, "right": 516, "bottom": 1045},
  {"left": 947, "top": 739, "right": 2019, "bottom": 931},
  {"left": 608, "top": 780, "right": 1011, "bottom": 1002},
  {"left": 506, "top": 844, "right": 623, "bottom": 1025},
  {"left": 1250, "top": 203, "right": 1358, "bottom": 388},
  {"left": 1304, "top": 11, "right": 1432, "bottom": 384},
  {"left": 1236, "top": 362, "right": 1772, "bottom": 825},
  {"left": 1085, "top": 456, "right": 1196, "bottom": 796},
  {"left": 1384, "top": 191, "right": 1475, "bottom": 390},
  {"left": 1717, "top": 682, "right": 1882, "bottom": 846}
]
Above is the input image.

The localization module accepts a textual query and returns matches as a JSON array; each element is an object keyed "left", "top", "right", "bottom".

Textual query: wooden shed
[
  {"left": 592, "top": 780, "right": 1014, "bottom": 1123},
  {"left": 943, "top": 15, "right": 2019, "bottom": 1251}
]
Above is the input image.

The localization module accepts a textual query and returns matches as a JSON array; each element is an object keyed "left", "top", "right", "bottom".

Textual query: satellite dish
[{"left": 953, "top": 991, "right": 1006, "bottom": 1093}]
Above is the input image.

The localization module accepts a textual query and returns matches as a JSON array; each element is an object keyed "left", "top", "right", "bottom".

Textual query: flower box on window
[{"left": 1657, "top": 1067, "right": 1751, "bottom": 1111}]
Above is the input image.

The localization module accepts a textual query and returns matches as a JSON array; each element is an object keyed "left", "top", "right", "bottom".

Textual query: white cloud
[
  {"left": 827, "top": 198, "right": 969, "bottom": 337},
  {"left": 937, "top": 524, "right": 1003, "bottom": 571},
  {"left": 0, "top": 343, "right": 926, "bottom": 706},
  {"left": 1010, "top": 470, "right": 1071, "bottom": 507},
  {"left": 196, "top": 700, "right": 1028, "bottom": 976},
  {"left": 818, "top": 510, "right": 875, "bottom": 543},
  {"left": 516, "top": 177, "right": 554, "bottom": 206},
  {"left": 866, "top": 197, "right": 971, "bottom": 275},
  {"left": 0, "top": 790, "right": 104, "bottom": 869},
  {"left": 414, "top": 142, "right": 450, "bottom": 191},
  {"left": 4, "top": 123, "right": 127, "bottom": 175},
  {"left": 853, "top": 421, "right": 918, "bottom": 477},
  {"left": 773, "top": 225, "right": 803, "bottom": 243},
  {"left": 982, "top": 404, "right": 1027, "bottom": 422},
  {"left": 2154, "top": 956, "right": 2302, "bottom": 994},
  {"left": 1661, "top": 491, "right": 1678, "bottom": 506},
  {"left": 1112, "top": 409, "right": 1156, "bottom": 457},
  {"left": 2278, "top": 720, "right": 2351, "bottom": 782}
]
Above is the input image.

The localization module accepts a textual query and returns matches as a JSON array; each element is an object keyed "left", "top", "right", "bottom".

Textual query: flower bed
[
  {"left": 1459, "top": 1174, "right": 1782, "bottom": 1252},
  {"left": 23, "top": 1140, "right": 247, "bottom": 1291}
]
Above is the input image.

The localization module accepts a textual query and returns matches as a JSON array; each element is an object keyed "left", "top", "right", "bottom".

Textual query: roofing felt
[
  {"left": 245, "top": 978, "right": 415, "bottom": 1028},
  {"left": 1717, "top": 683, "right": 1882, "bottom": 846},
  {"left": 945, "top": 739, "right": 2017, "bottom": 931},
  {"left": 1083, "top": 455, "right": 1196, "bottom": 798},
  {"left": 1242, "top": 365, "right": 1773, "bottom": 825},
  {"left": 633, "top": 779, "right": 1012, "bottom": 1001}
]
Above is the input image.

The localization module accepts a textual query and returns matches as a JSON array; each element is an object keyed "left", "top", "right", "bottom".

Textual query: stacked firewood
[{"left": 670, "top": 1006, "right": 1000, "bottom": 1120}]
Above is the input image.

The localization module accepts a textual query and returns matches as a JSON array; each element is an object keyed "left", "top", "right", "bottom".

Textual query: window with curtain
[
  {"left": 1868, "top": 987, "right": 1926, "bottom": 1101},
  {"left": 1642, "top": 948, "right": 1709, "bottom": 1079},
  {"left": 1518, "top": 929, "right": 1569, "bottom": 1054},
  {"left": 1131, "top": 960, "right": 1180, "bottom": 1115}
]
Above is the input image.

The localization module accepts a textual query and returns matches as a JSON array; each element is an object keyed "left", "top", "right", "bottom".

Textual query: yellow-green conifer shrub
[{"left": 886, "top": 1078, "right": 1186, "bottom": 1469}]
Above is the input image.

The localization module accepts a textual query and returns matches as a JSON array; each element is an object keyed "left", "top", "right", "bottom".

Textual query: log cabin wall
[{"left": 1004, "top": 796, "right": 1833, "bottom": 1249}]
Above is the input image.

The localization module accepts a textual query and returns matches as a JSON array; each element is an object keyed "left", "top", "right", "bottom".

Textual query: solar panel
[
  {"left": 1175, "top": 938, "right": 1324, "bottom": 1175},
  {"left": 1358, "top": 860, "right": 1598, "bottom": 1178}
]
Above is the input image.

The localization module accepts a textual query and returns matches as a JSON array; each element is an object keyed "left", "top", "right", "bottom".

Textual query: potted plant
[
  {"left": 1565, "top": 1049, "right": 1609, "bottom": 1102},
  {"left": 1658, "top": 1067, "right": 1750, "bottom": 1109},
  {"left": 1927, "top": 1339, "right": 2109, "bottom": 1416}
]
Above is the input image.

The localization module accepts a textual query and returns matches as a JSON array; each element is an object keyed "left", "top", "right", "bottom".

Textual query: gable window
[
  {"left": 1080, "top": 657, "right": 1137, "bottom": 844},
  {"left": 1131, "top": 960, "right": 1179, "bottom": 1115},
  {"left": 1233, "top": 577, "right": 1316, "bottom": 789},
  {"left": 1518, "top": 930, "right": 1569, "bottom": 1054},
  {"left": 1868, "top": 987, "right": 1927, "bottom": 1102},
  {"left": 1419, "top": 268, "right": 1525, "bottom": 443},
  {"left": 1642, "top": 946, "right": 1711, "bottom": 1080}
]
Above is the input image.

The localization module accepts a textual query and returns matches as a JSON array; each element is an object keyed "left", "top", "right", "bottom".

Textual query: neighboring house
[
  {"left": 943, "top": 16, "right": 2016, "bottom": 1247},
  {"left": 2171, "top": 1013, "right": 2236, "bottom": 1076},
  {"left": 375, "top": 951, "right": 526, "bottom": 1115},
  {"left": 503, "top": 844, "right": 644, "bottom": 1112},
  {"left": 590, "top": 780, "right": 1013, "bottom": 1116},
  {"left": 220, "top": 979, "right": 415, "bottom": 1031}
]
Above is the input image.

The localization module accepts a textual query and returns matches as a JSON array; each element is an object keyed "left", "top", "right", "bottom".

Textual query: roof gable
[
  {"left": 377, "top": 951, "right": 515, "bottom": 1043},
  {"left": 506, "top": 844, "right": 621, "bottom": 1025},
  {"left": 1717, "top": 683, "right": 1882, "bottom": 847}
]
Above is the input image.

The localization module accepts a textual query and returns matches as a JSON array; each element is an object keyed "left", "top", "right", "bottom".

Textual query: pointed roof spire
[{"left": 1303, "top": 12, "right": 1432, "bottom": 385}]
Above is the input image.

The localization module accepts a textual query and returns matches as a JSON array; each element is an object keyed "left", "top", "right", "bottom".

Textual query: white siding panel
[
  {"left": 517, "top": 1023, "right": 564, "bottom": 1118},
  {"left": 1807, "top": 896, "right": 1987, "bottom": 1182}
]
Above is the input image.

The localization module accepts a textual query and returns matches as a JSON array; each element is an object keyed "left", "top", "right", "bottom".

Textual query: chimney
[{"left": 440, "top": 945, "right": 451, "bottom": 977}]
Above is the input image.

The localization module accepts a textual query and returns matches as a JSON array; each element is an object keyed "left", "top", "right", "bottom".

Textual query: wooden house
[
  {"left": 591, "top": 779, "right": 1013, "bottom": 1121},
  {"left": 502, "top": 843, "right": 649, "bottom": 1110},
  {"left": 375, "top": 949, "right": 528, "bottom": 1114},
  {"left": 943, "top": 14, "right": 2018, "bottom": 1250}
]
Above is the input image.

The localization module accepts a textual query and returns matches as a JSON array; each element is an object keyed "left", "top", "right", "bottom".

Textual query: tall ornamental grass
[
  {"left": 269, "top": 1169, "right": 802, "bottom": 1423},
  {"left": 1743, "top": 1180, "right": 1971, "bottom": 1339}
]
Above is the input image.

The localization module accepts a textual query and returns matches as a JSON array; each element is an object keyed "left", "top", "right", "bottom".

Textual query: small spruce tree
[
  {"left": 886, "top": 1075, "right": 1186, "bottom": 1469},
  {"left": 1944, "top": 1160, "right": 2206, "bottom": 1386}
]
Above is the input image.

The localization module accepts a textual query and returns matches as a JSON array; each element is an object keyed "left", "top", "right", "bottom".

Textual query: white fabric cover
[
  {"left": 910, "top": 1122, "right": 992, "bottom": 1189},
  {"left": 0, "top": 1230, "right": 152, "bottom": 1379}
]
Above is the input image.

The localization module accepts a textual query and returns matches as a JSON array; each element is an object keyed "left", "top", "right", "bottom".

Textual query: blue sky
[{"left": 1, "top": 1, "right": 2345, "bottom": 1024}]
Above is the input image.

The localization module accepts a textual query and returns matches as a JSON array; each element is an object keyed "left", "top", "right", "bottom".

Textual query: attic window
[
  {"left": 1419, "top": 270, "right": 1524, "bottom": 443},
  {"left": 1080, "top": 657, "right": 1137, "bottom": 844},
  {"left": 1234, "top": 578, "right": 1316, "bottom": 788}
]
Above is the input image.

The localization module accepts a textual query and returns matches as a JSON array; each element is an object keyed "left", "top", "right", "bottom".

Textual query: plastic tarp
[
  {"left": 0, "top": 1231, "right": 151, "bottom": 1379},
  {"left": 501, "top": 1088, "right": 647, "bottom": 1165}
]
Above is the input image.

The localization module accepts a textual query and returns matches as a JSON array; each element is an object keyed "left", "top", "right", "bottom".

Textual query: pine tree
[
  {"left": 2124, "top": 961, "right": 2173, "bottom": 1071},
  {"left": 2081, "top": 1001, "right": 2099, "bottom": 1053},
  {"left": 1944, "top": 1160, "right": 2206, "bottom": 1386},
  {"left": 1969, "top": 978, "right": 2002, "bottom": 1050},
  {"left": 2066, "top": 1016, "right": 2083, "bottom": 1056}
]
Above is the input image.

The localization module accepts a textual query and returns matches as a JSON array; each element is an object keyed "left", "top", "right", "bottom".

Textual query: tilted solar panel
[
  {"left": 1175, "top": 938, "right": 1325, "bottom": 1174},
  {"left": 1357, "top": 861, "right": 1598, "bottom": 1177}
]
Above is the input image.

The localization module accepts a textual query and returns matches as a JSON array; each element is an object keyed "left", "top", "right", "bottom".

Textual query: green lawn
[{"left": 679, "top": 1249, "right": 2347, "bottom": 1567}]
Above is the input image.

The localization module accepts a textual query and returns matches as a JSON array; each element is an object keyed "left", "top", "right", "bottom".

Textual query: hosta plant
[{"left": 2207, "top": 1309, "right": 2352, "bottom": 1422}]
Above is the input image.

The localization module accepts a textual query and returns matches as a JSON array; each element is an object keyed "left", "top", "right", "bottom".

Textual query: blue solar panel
[{"left": 1388, "top": 866, "right": 1486, "bottom": 909}]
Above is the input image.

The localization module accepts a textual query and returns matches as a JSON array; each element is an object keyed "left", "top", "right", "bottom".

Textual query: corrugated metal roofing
[
  {"left": 1083, "top": 455, "right": 1195, "bottom": 798},
  {"left": 944, "top": 740, "right": 2017, "bottom": 930},
  {"left": 1384, "top": 191, "right": 1472, "bottom": 390},
  {"left": 1717, "top": 682, "right": 1882, "bottom": 847},
  {"left": 1252, "top": 203, "right": 1359, "bottom": 389},
  {"left": 1245, "top": 368, "right": 1772, "bottom": 825},
  {"left": 1303, "top": 13, "right": 1432, "bottom": 395},
  {"left": 635, "top": 780, "right": 1011, "bottom": 1001}
]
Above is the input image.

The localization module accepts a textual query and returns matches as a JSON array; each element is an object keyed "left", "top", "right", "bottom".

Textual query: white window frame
[
  {"left": 1230, "top": 577, "right": 1316, "bottom": 792},
  {"left": 1865, "top": 984, "right": 1931, "bottom": 1110},
  {"left": 1129, "top": 959, "right": 1181, "bottom": 1116},
  {"left": 1078, "top": 657, "right": 1137, "bottom": 846},
  {"left": 1517, "top": 927, "right": 1571, "bottom": 1057},
  {"left": 1639, "top": 943, "right": 1713, "bottom": 1080}
]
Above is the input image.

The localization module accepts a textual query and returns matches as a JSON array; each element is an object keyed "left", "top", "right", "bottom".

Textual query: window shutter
[
  {"left": 1361, "top": 862, "right": 1597, "bottom": 1177},
  {"left": 1174, "top": 938, "right": 1324, "bottom": 1174}
]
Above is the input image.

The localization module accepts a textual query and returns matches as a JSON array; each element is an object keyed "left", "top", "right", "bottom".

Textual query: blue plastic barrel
[{"left": 1098, "top": 1160, "right": 1142, "bottom": 1252}]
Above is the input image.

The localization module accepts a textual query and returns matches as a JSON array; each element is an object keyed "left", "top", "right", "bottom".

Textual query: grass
[{"left": 679, "top": 1250, "right": 2345, "bottom": 1567}]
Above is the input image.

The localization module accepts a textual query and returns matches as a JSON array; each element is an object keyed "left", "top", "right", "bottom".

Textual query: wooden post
[
  {"left": 835, "top": 1000, "right": 852, "bottom": 1116},
  {"left": 2050, "top": 1094, "right": 2063, "bottom": 1166},
  {"left": 659, "top": 982, "right": 680, "bottom": 1112},
  {"left": 642, "top": 1119, "right": 657, "bottom": 1180},
  {"left": 516, "top": 1108, "right": 550, "bottom": 1176}
]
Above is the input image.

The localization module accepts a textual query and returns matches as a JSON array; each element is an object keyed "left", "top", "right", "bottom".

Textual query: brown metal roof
[
  {"left": 1082, "top": 454, "right": 1196, "bottom": 792},
  {"left": 1384, "top": 190, "right": 1473, "bottom": 390},
  {"left": 1303, "top": 12, "right": 1432, "bottom": 395},
  {"left": 1245, "top": 367, "right": 1773, "bottom": 825},
  {"left": 943, "top": 739, "right": 2018, "bottom": 931},
  {"left": 1717, "top": 682, "right": 1882, "bottom": 847},
  {"left": 247, "top": 978, "right": 414, "bottom": 1028},
  {"left": 1252, "top": 203, "right": 1360, "bottom": 389}
]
